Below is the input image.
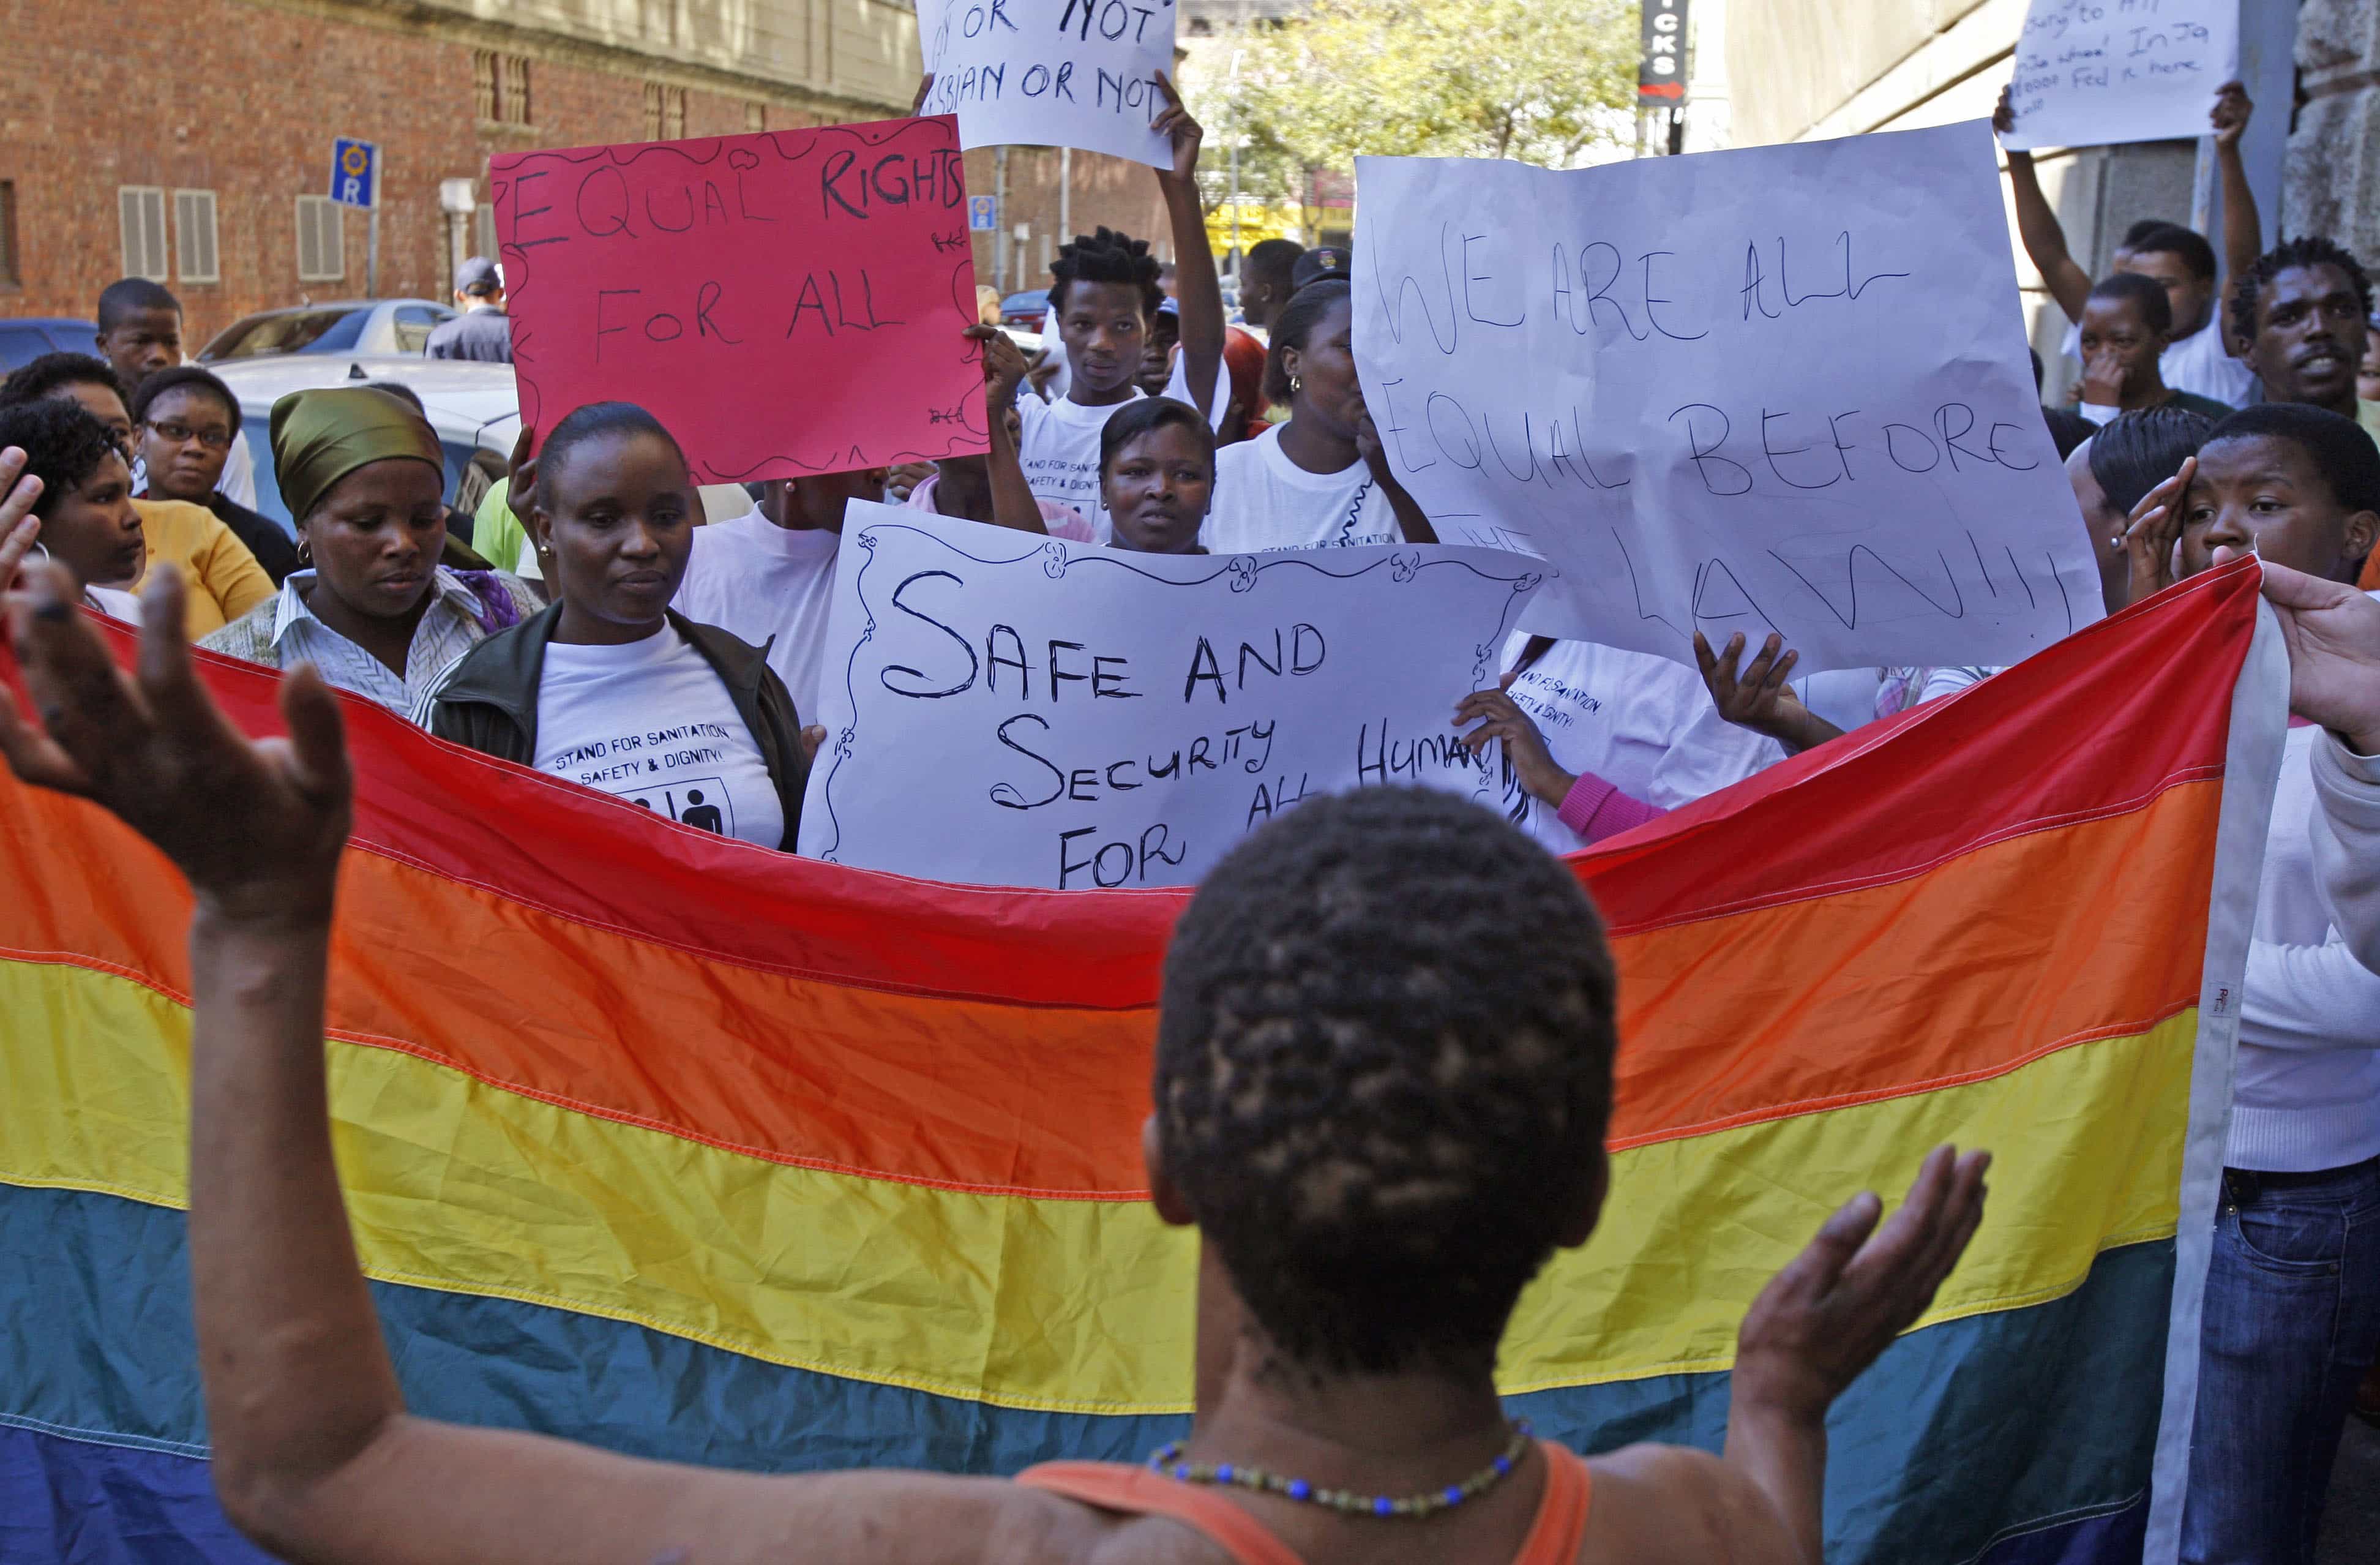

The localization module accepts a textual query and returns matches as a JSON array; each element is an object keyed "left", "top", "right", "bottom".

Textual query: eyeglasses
[{"left": 144, "top": 419, "right": 234, "bottom": 451}]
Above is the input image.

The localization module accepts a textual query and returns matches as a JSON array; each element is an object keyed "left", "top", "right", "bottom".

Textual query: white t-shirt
[
  {"left": 1497, "top": 632, "right": 1783, "bottom": 855},
  {"left": 670, "top": 506, "right": 839, "bottom": 724},
  {"left": 530, "top": 625, "right": 784, "bottom": 849},
  {"left": 1202, "top": 425, "right": 1405, "bottom": 554},
  {"left": 2060, "top": 312, "right": 2252, "bottom": 409},
  {"left": 1016, "top": 354, "right": 1230, "bottom": 538}
]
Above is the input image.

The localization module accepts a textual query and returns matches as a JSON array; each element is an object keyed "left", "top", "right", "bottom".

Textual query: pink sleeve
[{"left": 1554, "top": 771, "right": 1668, "bottom": 845}]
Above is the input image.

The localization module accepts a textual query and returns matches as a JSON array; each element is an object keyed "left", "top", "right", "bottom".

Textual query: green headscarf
[{"left": 268, "top": 387, "right": 444, "bottom": 527}]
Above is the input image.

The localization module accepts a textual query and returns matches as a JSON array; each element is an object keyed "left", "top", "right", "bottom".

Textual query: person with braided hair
[
  {"left": 1015, "top": 73, "right": 1230, "bottom": 541},
  {"left": 0, "top": 555, "right": 1992, "bottom": 1565}
]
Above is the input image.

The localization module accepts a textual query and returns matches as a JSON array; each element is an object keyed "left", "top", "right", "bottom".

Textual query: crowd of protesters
[{"left": 2, "top": 66, "right": 2379, "bottom": 1565}]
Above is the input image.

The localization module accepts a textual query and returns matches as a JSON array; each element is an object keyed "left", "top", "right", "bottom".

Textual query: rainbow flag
[{"left": 0, "top": 559, "right": 2281, "bottom": 1564}]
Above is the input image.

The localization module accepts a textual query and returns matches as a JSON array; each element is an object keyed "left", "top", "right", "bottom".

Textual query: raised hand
[
  {"left": 1694, "top": 630, "right": 1843, "bottom": 753},
  {"left": 2255, "top": 560, "right": 2380, "bottom": 753},
  {"left": 2122, "top": 455, "right": 2194, "bottom": 606},
  {"left": 0, "top": 565, "right": 353, "bottom": 924},
  {"left": 1732, "top": 1145, "right": 1992, "bottom": 1425},
  {"left": 1453, "top": 686, "right": 1574, "bottom": 807},
  {"left": 0, "top": 447, "right": 43, "bottom": 591},
  {"left": 968, "top": 323, "right": 1031, "bottom": 410},
  {"left": 1992, "top": 83, "right": 2018, "bottom": 140},
  {"left": 2211, "top": 80, "right": 2252, "bottom": 148},
  {"left": 1148, "top": 71, "right": 1204, "bottom": 185}
]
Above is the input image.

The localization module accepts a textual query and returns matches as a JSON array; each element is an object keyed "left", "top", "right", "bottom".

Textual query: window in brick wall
[
  {"left": 474, "top": 203, "right": 498, "bottom": 261},
  {"left": 476, "top": 49, "right": 532, "bottom": 125},
  {"left": 173, "top": 189, "right": 219, "bottom": 284},
  {"left": 502, "top": 53, "right": 532, "bottom": 124},
  {"left": 118, "top": 186, "right": 170, "bottom": 282},
  {"left": 746, "top": 102, "right": 766, "bottom": 133},
  {"left": 643, "top": 83, "right": 686, "bottom": 141},
  {"left": 294, "top": 195, "right": 345, "bottom": 282},
  {"left": 0, "top": 182, "right": 18, "bottom": 290}
]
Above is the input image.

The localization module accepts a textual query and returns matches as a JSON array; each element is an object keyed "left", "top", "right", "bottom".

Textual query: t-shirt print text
[{"left": 541, "top": 719, "right": 744, "bottom": 835}]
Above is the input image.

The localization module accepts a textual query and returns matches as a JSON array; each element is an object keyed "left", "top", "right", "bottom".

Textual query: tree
[{"left": 1194, "top": 0, "right": 1640, "bottom": 189}]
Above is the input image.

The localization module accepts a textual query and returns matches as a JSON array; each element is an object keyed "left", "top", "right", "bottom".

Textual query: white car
[
  {"left": 199, "top": 301, "right": 458, "bottom": 362},
  {"left": 211, "top": 356, "right": 522, "bottom": 532},
  {"left": 211, "top": 357, "right": 753, "bottom": 561}
]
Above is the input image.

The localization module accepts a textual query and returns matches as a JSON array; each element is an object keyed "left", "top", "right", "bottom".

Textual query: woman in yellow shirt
[
  {"left": 0, "top": 350, "right": 272, "bottom": 636},
  {"left": 129, "top": 495, "right": 274, "bottom": 637}
]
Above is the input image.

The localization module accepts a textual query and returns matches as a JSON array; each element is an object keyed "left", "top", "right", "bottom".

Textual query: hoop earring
[
  {"left": 294, "top": 535, "right": 313, "bottom": 566},
  {"left": 1289, "top": 375, "right": 1303, "bottom": 394}
]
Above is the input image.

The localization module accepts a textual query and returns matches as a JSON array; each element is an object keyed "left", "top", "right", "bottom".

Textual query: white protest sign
[
  {"left": 2002, "top": 0, "right": 2237, "bottom": 151},
  {"left": 918, "top": 0, "right": 1173, "bottom": 170},
  {"left": 798, "top": 505, "right": 1546, "bottom": 889},
  {"left": 1353, "top": 121, "right": 2105, "bottom": 674}
]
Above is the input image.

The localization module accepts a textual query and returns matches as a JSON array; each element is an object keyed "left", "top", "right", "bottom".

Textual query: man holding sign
[{"left": 1008, "top": 75, "right": 1232, "bottom": 539}]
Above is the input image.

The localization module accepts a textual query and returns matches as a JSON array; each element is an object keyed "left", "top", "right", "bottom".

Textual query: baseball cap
[
  {"left": 1290, "top": 247, "right": 1350, "bottom": 293},
  {"left": 455, "top": 256, "right": 503, "bottom": 296}
]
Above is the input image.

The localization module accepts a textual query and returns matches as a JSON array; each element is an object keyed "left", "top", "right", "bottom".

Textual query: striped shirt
[{"left": 200, "top": 567, "right": 531, "bottom": 715}]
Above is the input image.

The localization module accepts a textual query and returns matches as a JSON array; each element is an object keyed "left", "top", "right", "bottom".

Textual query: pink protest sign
[{"left": 490, "top": 116, "right": 987, "bottom": 481}]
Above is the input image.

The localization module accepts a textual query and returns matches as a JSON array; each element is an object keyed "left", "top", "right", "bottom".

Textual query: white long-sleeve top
[
  {"left": 2228, "top": 724, "right": 2380, "bottom": 1172},
  {"left": 2313, "top": 734, "right": 2380, "bottom": 976}
]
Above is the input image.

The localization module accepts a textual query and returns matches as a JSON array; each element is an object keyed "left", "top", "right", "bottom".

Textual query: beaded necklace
[{"left": 1145, "top": 1420, "right": 1533, "bottom": 1520}]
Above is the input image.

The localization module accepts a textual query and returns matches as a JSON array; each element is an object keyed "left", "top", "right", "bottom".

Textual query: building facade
[{"left": 0, "top": 0, "right": 1171, "bottom": 339}]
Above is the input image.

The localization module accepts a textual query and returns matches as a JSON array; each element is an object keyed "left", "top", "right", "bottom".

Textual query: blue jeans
[{"left": 2182, "top": 1157, "right": 2380, "bottom": 1564}]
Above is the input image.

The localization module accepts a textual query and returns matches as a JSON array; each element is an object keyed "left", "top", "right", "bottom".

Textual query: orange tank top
[{"left": 1016, "top": 1439, "right": 1593, "bottom": 1565}]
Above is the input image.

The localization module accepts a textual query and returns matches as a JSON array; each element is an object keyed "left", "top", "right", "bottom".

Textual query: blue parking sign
[
  {"left": 968, "top": 195, "right": 998, "bottom": 233},
  {"left": 330, "top": 138, "right": 377, "bottom": 209}
]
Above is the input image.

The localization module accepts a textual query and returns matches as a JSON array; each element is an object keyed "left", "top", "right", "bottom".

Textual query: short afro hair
[
  {"left": 0, "top": 352, "right": 127, "bottom": 412},
  {"left": 1154, "top": 787, "right": 1618, "bottom": 1379},
  {"left": 1048, "top": 226, "right": 1164, "bottom": 319},
  {"left": 2203, "top": 400, "right": 2380, "bottom": 519},
  {"left": 1243, "top": 237, "right": 1305, "bottom": 295},
  {"left": 97, "top": 277, "right": 181, "bottom": 332},
  {"left": 1263, "top": 278, "right": 1350, "bottom": 405},
  {"left": 0, "top": 399, "right": 130, "bottom": 520},
  {"left": 2228, "top": 235, "right": 2375, "bottom": 350},
  {"left": 1097, "top": 395, "right": 1214, "bottom": 482},
  {"left": 129, "top": 365, "right": 241, "bottom": 435},
  {"left": 2087, "top": 272, "right": 2172, "bottom": 337},
  {"left": 2125, "top": 222, "right": 2218, "bottom": 283}
]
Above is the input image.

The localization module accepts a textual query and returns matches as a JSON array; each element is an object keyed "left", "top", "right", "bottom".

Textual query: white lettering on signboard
[
  {"left": 1353, "top": 121, "right": 2103, "bottom": 674},
  {"left": 797, "top": 505, "right": 1547, "bottom": 888},
  {"left": 917, "top": 0, "right": 1175, "bottom": 168},
  {"left": 2001, "top": 0, "right": 2237, "bottom": 152}
]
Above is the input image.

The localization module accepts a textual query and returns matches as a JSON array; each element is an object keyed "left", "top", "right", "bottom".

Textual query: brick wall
[
  {"left": 0, "top": 0, "right": 1181, "bottom": 339},
  {"left": 0, "top": 0, "right": 847, "bottom": 340},
  {"left": 963, "top": 145, "right": 1178, "bottom": 301}
]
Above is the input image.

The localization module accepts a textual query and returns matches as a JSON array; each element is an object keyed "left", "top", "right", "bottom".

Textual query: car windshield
[{"left": 203, "top": 308, "right": 370, "bottom": 360}]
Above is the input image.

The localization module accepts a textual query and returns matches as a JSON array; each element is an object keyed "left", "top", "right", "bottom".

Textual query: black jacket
[
  {"left": 206, "top": 493, "right": 302, "bottom": 586},
  {"left": 424, "top": 307, "right": 515, "bottom": 363},
  {"left": 423, "top": 604, "right": 809, "bottom": 849}
]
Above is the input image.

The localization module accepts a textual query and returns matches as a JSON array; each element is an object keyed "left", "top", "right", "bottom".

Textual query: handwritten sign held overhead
[
  {"left": 1353, "top": 121, "right": 2103, "bottom": 674},
  {"left": 2002, "top": 0, "right": 2237, "bottom": 150},
  {"left": 798, "top": 505, "right": 1545, "bottom": 888},
  {"left": 491, "top": 118, "right": 987, "bottom": 482},
  {"left": 918, "top": 0, "right": 1175, "bottom": 168}
]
